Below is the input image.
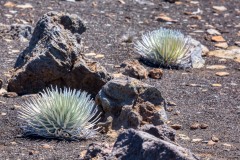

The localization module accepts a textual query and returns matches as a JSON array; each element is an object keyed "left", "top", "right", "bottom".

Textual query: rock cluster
[{"left": 7, "top": 12, "right": 197, "bottom": 160}]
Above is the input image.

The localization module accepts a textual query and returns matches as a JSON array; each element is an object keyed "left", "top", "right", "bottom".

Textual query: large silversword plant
[
  {"left": 18, "top": 86, "right": 101, "bottom": 140},
  {"left": 135, "top": 28, "right": 191, "bottom": 67}
]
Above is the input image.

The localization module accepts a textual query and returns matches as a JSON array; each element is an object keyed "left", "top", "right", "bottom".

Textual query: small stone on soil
[
  {"left": 213, "top": 6, "right": 227, "bottom": 12},
  {"left": 10, "top": 142, "right": 17, "bottom": 145},
  {"left": 84, "top": 52, "right": 97, "bottom": 56},
  {"left": 211, "top": 36, "right": 226, "bottom": 42},
  {"left": 207, "top": 140, "right": 216, "bottom": 146},
  {"left": 13, "top": 105, "right": 21, "bottom": 109},
  {"left": 206, "top": 65, "right": 227, "bottom": 69},
  {"left": 29, "top": 150, "right": 39, "bottom": 155},
  {"left": 167, "top": 101, "right": 177, "bottom": 106},
  {"left": 211, "top": 135, "right": 219, "bottom": 142},
  {"left": 94, "top": 54, "right": 105, "bottom": 58},
  {"left": 1, "top": 112, "right": 7, "bottom": 116},
  {"left": 155, "top": 14, "right": 176, "bottom": 22},
  {"left": 42, "top": 144, "right": 53, "bottom": 149},
  {"left": 190, "top": 123, "right": 200, "bottom": 130},
  {"left": 191, "top": 138, "right": 203, "bottom": 143},
  {"left": 171, "top": 124, "right": 182, "bottom": 130},
  {"left": 16, "top": 3, "right": 33, "bottom": 9},
  {"left": 211, "top": 83, "right": 222, "bottom": 87},
  {"left": 4, "top": 2, "right": 16, "bottom": 8},
  {"left": 0, "top": 100, "right": 6, "bottom": 104},
  {"left": 207, "top": 29, "right": 221, "bottom": 35},
  {"left": 149, "top": 68, "right": 163, "bottom": 79},
  {"left": 200, "top": 123, "right": 209, "bottom": 129},
  {"left": 222, "top": 143, "right": 232, "bottom": 147},
  {"left": 215, "top": 43, "right": 228, "bottom": 49},
  {"left": 178, "top": 134, "right": 190, "bottom": 141},
  {"left": 215, "top": 72, "right": 229, "bottom": 77}
]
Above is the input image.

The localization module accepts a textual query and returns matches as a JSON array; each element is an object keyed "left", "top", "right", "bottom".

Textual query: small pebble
[
  {"left": 211, "top": 135, "right": 219, "bottom": 142},
  {"left": 190, "top": 123, "right": 200, "bottom": 130},
  {"left": 171, "top": 124, "right": 182, "bottom": 130},
  {"left": 200, "top": 123, "right": 208, "bottom": 129}
]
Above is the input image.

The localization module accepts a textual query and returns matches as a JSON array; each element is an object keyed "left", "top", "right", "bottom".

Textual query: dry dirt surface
[{"left": 0, "top": 0, "right": 239, "bottom": 159}]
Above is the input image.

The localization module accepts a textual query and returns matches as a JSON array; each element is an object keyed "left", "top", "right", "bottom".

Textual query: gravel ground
[{"left": 0, "top": 0, "right": 239, "bottom": 159}]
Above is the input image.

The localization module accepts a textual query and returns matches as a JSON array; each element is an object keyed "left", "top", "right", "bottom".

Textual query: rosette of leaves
[
  {"left": 135, "top": 28, "right": 191, "bottom": 67},
  {"left": 18, "top": 86, "right": 101, "bottom": 140}
]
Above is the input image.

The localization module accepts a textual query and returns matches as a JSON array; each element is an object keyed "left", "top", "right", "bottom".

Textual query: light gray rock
[
  {"left": 96, "top": 77, "right": 167, "bottom": 130},
  {"left": 207, "top": 29, "right": 221, "bottom": 35},
  {"left": 8, "top": 12, "right": 111, "bottom": 95},
  {"left": 179, "top": 37, "right": 205, "bottom": 69},
  {"left": 111, "top": 129, "right": 199, "bottom": 160}
]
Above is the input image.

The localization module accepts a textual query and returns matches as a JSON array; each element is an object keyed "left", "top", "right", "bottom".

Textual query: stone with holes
[{"left": 96, "top": 77, "right": 167, "bottom": 130}]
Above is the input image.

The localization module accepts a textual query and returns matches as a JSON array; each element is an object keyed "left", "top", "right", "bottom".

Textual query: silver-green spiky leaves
[
  {"left": 18, "top": 86, "right": 101, "bottom": 140},
  {"left": 135, "top": 28, "right": 191, "bottom": 67}
]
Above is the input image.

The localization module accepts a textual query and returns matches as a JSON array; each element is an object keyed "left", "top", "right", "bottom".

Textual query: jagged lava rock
[
  {"left": 96, "top": 77, "right": 167, "bottom": 130},
  {"left": 8, "top": 12, "right": 111, "bottom": 95},
  {"left": 111, "top": 129, "right": 198, "bottom": 160}
]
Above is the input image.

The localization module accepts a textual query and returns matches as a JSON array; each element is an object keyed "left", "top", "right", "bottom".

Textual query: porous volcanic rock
[
  {"left": 111, "top": 129, "right": 198, "bottom": 160},
  {"left": 8, "top": 12, "right": 111, "bottom": 95},
  {"left": 96, "top": 77, "right": 167, "bottom": 130},
  {"left": 120, "top": 60, "right": 148, "bottom": 79}
]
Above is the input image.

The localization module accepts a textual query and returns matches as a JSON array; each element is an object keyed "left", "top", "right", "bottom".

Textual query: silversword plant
[
  {"left": 18, "top": 86, "right": 101, "bottom": 140},
  {"left": 135, "top": 28, "right": 191, "bottom": 67}
]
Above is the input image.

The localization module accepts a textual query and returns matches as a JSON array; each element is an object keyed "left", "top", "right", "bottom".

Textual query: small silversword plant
[
  {"left": 135, "top": 28, "right": 191, "bottom": 67},
  {"left": 18, "top": 86, "right": 101, "bottom": 140}
]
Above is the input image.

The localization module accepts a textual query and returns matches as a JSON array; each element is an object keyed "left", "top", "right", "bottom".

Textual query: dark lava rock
[
  {"left": 140, "top": 124, "right": 175, "bottom": 141},
  {"left": 111, "top": 129, "right": 198, "bottom": 160},
  {"left": 96, "top": 77, "right": 167, "bottom": 130},
  {"left": 8, "top": 12, "right": 111, "bottom": 95}
]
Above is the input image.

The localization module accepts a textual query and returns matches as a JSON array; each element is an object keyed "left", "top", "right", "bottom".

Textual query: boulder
[
  {"left": 120, "top": 60, "right": 148, "bottom": 79},
  {"left": 111, "top": 129, "right": 198, "bottom": 160},
  {"left": 8, "top": 12, "right": 111, "bottom": 95},
  {"left": 96, "top": 77, "right": 167, "bottom": 130}
]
